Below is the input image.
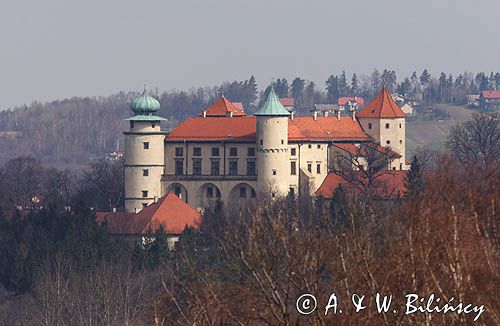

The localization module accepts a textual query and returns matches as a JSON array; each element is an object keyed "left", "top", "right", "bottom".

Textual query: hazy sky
[{"left": 1, "top": 0, "right": 499, "bottom": 109}]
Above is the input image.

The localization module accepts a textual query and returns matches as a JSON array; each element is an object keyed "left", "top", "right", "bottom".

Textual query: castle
[{"left": 124, "top": 87, "right": 407, "bottom": 213}]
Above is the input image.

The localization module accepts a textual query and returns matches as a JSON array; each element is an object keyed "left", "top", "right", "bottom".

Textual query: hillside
[{"left": 406, "top": 104, "right": 474, "bottom": 157}]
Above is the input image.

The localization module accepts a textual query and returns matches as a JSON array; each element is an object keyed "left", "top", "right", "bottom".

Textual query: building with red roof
[
  {"left": 279, "top": 98, "right": 295, "bottom": 112},
  {"left": 123, "top": 88, "right": 408, "bottom": 215},
  {"left": 479, "top": 90, "right": 500, "bottom": 109},
  {"left": 97, "top": 193, "right": 200, "bottom": 247}
]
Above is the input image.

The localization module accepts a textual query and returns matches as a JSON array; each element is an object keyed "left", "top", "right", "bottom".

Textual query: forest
[
  {"left": 0, "top": 113, "right": 498, "bottom": 325},
  {"left": 0, "top": 70, "right": 499, "bottom": 169}
]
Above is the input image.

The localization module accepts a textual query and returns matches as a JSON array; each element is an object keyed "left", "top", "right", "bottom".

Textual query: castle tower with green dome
[
  {"left": 124, "top": 88, "right": 167, "bottom": 213},
  {"left": 255, "top": 87, "right": 291, "bottom": 199}
]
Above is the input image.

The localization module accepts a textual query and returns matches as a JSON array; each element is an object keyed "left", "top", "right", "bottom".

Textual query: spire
[
  {"left": 357, "top": 88, "right": 406, "bottom": 118},
  {"left": 254, "top": 86, "right": 291, "bottom": 116}
]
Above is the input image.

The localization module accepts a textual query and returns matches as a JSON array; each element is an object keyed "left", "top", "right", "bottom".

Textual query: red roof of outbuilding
[
  {"left": 316, "top": 170, "right": 407, "bottom": 199},
  {"left": 333, "top": 143, "right": 401, "bottom": 158},
  {"left": 357, "top": 88, "right": 406, "bottom": 118},
  {"left": 166, "top": 116, "right": 369, "bottom": 142},
  {"left": 97, "top": 193, "right": 201, "bottom": 235},
  {"left": 338, "top": 97, "right": 365, "bottom": 106},
  {"left": 279, "top": 98, "right": 295, "bottom": 106},
  {"left": 201, "top": 97, "right": 246, "bottom": 117},
  {"left": 480, "top": 90, "right": 500, "bottom": 99}
]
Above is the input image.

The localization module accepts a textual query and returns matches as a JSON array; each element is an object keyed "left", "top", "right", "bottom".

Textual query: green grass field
[{"left": 406, "top": 104, "right": 474, "bottom": 157}]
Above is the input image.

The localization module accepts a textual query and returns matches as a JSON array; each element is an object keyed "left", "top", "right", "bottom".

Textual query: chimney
[
  {"left": 291, "top": 111, "right": 295, "bottom": 121},
  {"left": 154, "top": 196, "right": 158, "bottom": 203},
  {"left": 336, "top": 110, "right": 341, "bottom": 120},
  {"left": 134, "top": 207, "right": 139, "bottom": 213},
  {"left": 203, "top": 110, "right": 207, "bottom": 117},
  {"left": 229, "top": 111, "right": 233, "bottom": 117},
  {"left": 323, "top": 110, "right": 329, "bottom": 117},
  {"left": 313, "top": 111, "right": 318, "bottom": 121},
  {"left": 351, "top": 109, "right": 356, "bottom": 121},
  {"left": 112, "top": 207, "right": 116, "bottom": 213}
]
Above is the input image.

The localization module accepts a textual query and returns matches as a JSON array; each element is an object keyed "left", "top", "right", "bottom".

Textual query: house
[
  {"left": 400, "top": 103, "right": 414, "bottom": 116},
  {"left": 479, "top": 90, "right": 500, "bottom": 109},
  {"left": 96, "top": 193, "right": 201, "bottom": 248},
  {"left": 337, "top": 97, "right": 365, "bottom": 111},
  {"left": 466, "top": 94, "right": 480, "bottom": 106},
  {"left": 279, "top": 98, "right": 295, "bottom": 112}
]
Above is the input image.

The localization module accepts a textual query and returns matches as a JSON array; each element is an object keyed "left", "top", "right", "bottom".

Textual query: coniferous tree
[
  {"left": 350, "top": 73, "right": 358, "bottom": 96},
  {"left": 405, "top": 156, "right": 424, "bottom": 197}
]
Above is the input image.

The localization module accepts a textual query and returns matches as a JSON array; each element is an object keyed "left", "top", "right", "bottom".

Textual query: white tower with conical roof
[
  {"left": 255, "top": 87, "right": 291, "bottom": 199},
  {"left": 124, "top": 88, "right": 167, "bottom": 213}
]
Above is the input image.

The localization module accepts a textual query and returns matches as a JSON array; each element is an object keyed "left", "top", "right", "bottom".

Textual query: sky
[{"left": 1, "top": 0, "right": 499, "bottom": 109}]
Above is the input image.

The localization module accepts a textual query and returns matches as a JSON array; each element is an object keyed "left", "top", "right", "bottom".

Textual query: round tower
[
  {"left": 255, "top": 87, "right": 291, "bottom": 199},
  {"left": 124, "top": 88, "right": 167, "bottom": 213}
]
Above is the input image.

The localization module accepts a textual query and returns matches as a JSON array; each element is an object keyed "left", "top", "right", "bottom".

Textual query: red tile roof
[
  {"left": 357, "top": 88, "right": 406, "bottom": 118},
  {"left": 480, "top": 90, "right": 500, "bottom": 99},
  {"left": 201, "top": 97, "right": 246, "bottom": 117},
  {"left": 338, "top": 97, "right": 365, "bottom": 106},
  {"left": 166, "top": 116, "right": 369, "bottom": 142},
  {"left": 97, "top": 193, "right": 200, "bottom": 235},
  {"left": 232, "top": 102, "right": 244, "bottom": 110},
  {"left": 279, "top": 98, "right": 295, "bottom": 106},
  {"left": 316, "top": 170, "right": 407, "bottom": 199},
  {"left": 333, "top": 143, "right": 401, "bottom": 158}
]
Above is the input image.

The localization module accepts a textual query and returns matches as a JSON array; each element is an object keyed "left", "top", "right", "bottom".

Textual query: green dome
[{"left": 131, "top": 88, "right": 160, "bottom": 114}]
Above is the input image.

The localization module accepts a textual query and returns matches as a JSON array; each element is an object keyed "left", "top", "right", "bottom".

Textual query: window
[
  {"left": 272, "top": 169, "right": 277, "bottom": 176},
  {"left": 386, "top": 140, "right": 391, "bottom": 145},
  {"left": 307, "top": 163, "right": 312, "bottom": 173},
  {"left": 143, "top": 169, "right": 149, "bottom": 176},
  {"left": 151, "top": 123, "right": 156, "bottom": 128},
  {"left": 289, "top": 187, "right": 295, "bottom": 197},
  {"left": 251, "top": 188, "right": 256, "bottom": 198},
  {"left": 142, "top": 203, "right": 148, "bottom": 208},
  {"left": 290, "top": 161, "right": 297, "bottom": 175},
  {"left": 229, "top": 147, "right": 238, "bottom": 156},
  {"left": 175, "top": 147, "right": 184, "bottom": 157},
  {"left": 247, "top": 161, "right": 256, "bottom": 175},
  {"left": 211, "top": 147, "right": 220, "bottom": 156},
  {"left": 260, "top": 139, "right": 263, "bottom": 145},
  {"left": 360, "top": 165, "right": 365, "bottom": 171},
  {"left": 271, "top": 192, "right": 276, "bottom": 198},
  {"left": 239, "top": 187, "right": 247, "bottom": 198},
  {"left": 193, "top": 147, "right": 201, "bottom": 156},
  {"left": 291, "top": 148, "right": 296, "bottom": 156},
  {"left": 211, "top": 160, "right": 220, "bottom": 175},
  {"left": 368, "top": 123, "right": 372, "bottom": 129},
  {"left": 193, "top": 160, "right": 202, "bottom": 175},
  {"left": 317, "top": 144, "right": 321, "bottom": 149},
  {"left": 385, "top": 123, "right": 390, "bottom": 129},
  {"left": 399, "top": 140, "right": 403, "bottom": 144},
  {"left": 143, "top": 142, "right": 149, "bottom": 149},
  {"left": 175, "top": 160, "right": 184, "bottom": 175},
  {"left": 399, "top": 123, "right": 402, "bottom": 128},
  {"left": 130, "top": 121, "right": 134, "bottom": 129},
  {"left": 308, "top": 144, "right": 312, "bottom": 149},
  {"left": 207, "top": 187, "right": 214, "bottom": 198},
  {"left": 316, "top": 163, "right": 321, "bottom": 174},
  {"left": 247, "top": 147, "right": 255, "bottom": 157},
  {"left": 174, "top": 187, "right": 181, "bottom": 196},
  {"left": 400, "top": 163, "right": 403, "bottom": 170},
  {"left": 281, "top": 139, "right": 284, "bottom": 145},
  {"left": 229, "top": 161, "right": 238, "bottom": 175},
  {"left": 142, "top": 190, "right": 148, "bottom": 198}
]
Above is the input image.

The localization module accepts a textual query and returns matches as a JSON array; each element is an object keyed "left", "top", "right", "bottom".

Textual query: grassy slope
[{"left": 406, "top": 104, "right": 474, "bottom": 157}]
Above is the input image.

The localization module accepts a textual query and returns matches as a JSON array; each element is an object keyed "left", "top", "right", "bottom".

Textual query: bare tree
[{"left": 447, "top": 112, "right": 499, "bottom": 173}]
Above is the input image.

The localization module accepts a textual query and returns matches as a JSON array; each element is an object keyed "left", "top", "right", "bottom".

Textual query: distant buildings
[
  {"left": 479, "top": 90, "right": 500, "bottom": 109},
  {"left": 279, "top": 98, "right": 295, "bottom": 112}
]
